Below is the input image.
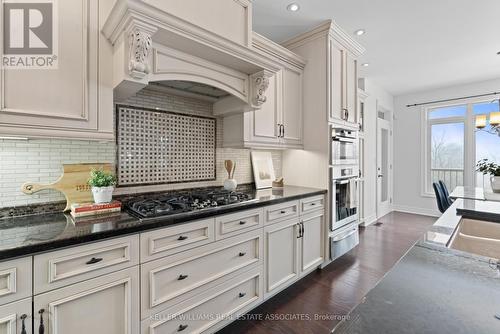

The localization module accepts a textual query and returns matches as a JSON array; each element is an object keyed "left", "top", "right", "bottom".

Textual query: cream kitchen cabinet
[
  {"left": 299, "top": 211, "right": 325, "bottom": 275},
  {"left": 0, "top": 298, "right": 32, "bottom": 334},
  {"left": 0, "top": 0, "right": 114, "bottom": 140},
  {"left": 263, "top": 218, "right": 301, "bottom": 298},
  {"left": 264, "top": 198, "right": 325, "bottom": 298},
  {"left": 281, "top": 68, "right": 303, "bottom": 146},
  {"left": 33, "top": 267, "right": 139, "bottom": 334},
  {"left": 221, "top": 33, "right": 306, "bottom": 149},
  {"left": 329, "top": 41, "right": 358, "bottom": 125},
  {"left": 222, "top": 68, "right": 304, "bottom": 149}
]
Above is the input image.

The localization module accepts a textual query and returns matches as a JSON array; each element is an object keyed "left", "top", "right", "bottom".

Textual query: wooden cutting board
[{"left": 22, "top": 163, "right": 114, "bottom": 211}]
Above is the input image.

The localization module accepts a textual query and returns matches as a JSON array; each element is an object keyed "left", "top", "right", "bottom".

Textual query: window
[
  {"left": 423, "top": 99, "right": 500, "bottom": 195},
  {"left": 474, "top": 101, "right": 500, "bottom": 190}
]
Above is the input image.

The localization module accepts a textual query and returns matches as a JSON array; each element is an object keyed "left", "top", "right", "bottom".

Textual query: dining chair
[
  {"left": 438, "top": 180, "right": 454, "bottom": 206},
  {"left": 433, "top": 182, "right": 449, "bottom": 213}
]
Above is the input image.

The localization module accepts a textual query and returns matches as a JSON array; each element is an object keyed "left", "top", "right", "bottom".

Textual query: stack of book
[{"left": 70, "top": 201, "right": 122, "bottom": 219}]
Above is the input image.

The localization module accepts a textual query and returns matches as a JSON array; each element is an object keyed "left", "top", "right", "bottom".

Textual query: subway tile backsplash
[{"left": 0, "top": 86, "right": 282, "bottom": 208}]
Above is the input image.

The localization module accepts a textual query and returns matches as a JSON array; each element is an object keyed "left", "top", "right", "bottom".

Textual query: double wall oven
[{"left": 330, "top": 127, "right": 360, "bottom": 261}]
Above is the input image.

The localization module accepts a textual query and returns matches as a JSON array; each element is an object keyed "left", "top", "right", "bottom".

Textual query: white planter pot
[
  {"left": 491, "top": 176, "right": 500, "bottom": 193},
  {"left": 92, "top": 186, "right": 114, "bottom": 203},
  {"left": 223, "top": 179, "right": 237, "bottom": 192}
]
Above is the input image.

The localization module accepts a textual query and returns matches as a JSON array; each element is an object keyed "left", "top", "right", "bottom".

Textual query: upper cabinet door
[
  {"left": 345, "top": 53, "right": 358, "bottom": 125},
  {"left": 250, "top": 72, "right": 281, "bottom": 145},
  {"left": 0, "top": 0, "right": 114, "bottom": 140},
  {"left": 329, "top": 42, "right": 344, "bottom": 123},
  {"left": 281, "top": 68, "right": 303, "bottom": 147}
]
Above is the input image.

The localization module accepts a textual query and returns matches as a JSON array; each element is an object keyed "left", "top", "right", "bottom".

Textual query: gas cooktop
[{"left": 125, "top": 189, "right": 254, "bottom": 219}]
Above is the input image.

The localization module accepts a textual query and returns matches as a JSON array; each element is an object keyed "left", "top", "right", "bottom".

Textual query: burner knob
[{"left": 211, "top": 201, "right": 218, "bottom": 207}]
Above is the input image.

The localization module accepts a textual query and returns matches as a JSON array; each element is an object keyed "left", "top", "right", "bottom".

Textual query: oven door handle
[
  {"left": 333, "top": 179, "right": 351, "bottom": 185},
  {"left": 332, "top": 137, "right": 356, "bottom": 143},
  {"left": 333, "top": 228, "right": 358, "bottom": 242}
]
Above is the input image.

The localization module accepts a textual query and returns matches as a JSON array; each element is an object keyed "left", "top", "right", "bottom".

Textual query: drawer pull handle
[
  {"left": 177, "top": 235, "right": 188, "bottom": 241},
  {"left": 239, "top": 221, "right": 247, "bottom": 225},
  {"left": 239, "top": 252, "right": 246, "bottom": 257},
  {"left": 280, "top": 210, "right": 286, "bottom": 214},
  {"left": 178, "top": 274, "right": 189, "bottom": 281},
  {"left": 86, "top": 257, "right": 103, "bottom": 265},
  {"left": 239, "top": 292, "right": 246, "bottom": 298},
  {"left": 38, "top": 309, "right": 45, "bottom": 334},
  {"left": 311, "top": 203, "right": 316, "bottom": 206},
  {"left": 20, "top": 314, "right": 27, "bottom": 334},
  {"left": 178, "top": 324, "right": 188, "bottom": 332}
]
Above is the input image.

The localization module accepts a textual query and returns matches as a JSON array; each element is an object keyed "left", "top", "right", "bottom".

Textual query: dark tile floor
[{"left": 217, "top": 211, "right": 437, "bottom": 334}]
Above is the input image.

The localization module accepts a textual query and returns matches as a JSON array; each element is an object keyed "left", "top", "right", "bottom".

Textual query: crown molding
[{"left": 282, "top": 20, "right": 365, "bottom": 57}]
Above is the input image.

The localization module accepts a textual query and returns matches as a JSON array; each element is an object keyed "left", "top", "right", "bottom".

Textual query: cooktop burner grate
[{"left": 126, "top": 190, "right": 253, "bottom": 219}]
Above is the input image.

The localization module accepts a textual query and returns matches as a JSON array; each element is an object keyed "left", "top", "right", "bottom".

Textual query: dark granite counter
[
  {"left": 0, "top": 186, "right": 326, "bottom": 260},
  {"left": 456, "top": 199, "right": 500, "bottom": 222},
  {"left": 333, "top": 197, "right": 500, "bottom": 333},
  {"left": 333, "top": 242, "right": 500, "bottom": 334}
]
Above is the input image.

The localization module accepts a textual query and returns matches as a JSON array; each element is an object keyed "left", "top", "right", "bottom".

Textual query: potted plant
[
  {"left": 88, "top": 169, "right": 117, "bottom": 203},
  {"left": 476, "top": 159, "right": 500, "bottom": 193}
]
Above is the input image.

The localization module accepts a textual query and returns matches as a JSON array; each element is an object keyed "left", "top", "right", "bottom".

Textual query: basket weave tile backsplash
[{"left": 117, "top": 105, "right": 216, "bottom": 186}]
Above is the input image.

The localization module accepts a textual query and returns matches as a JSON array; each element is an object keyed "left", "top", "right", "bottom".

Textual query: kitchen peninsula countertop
[
  {"left": 0, "top": 186, "right": 326, "bottom": 261},
  {"left": 333, "top": 198, "right": 500, "bottom": 334}
]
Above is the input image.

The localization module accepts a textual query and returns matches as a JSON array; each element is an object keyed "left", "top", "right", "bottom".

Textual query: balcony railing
[{"left": 431, "top": 167, "right": 464, "bottom": 191}]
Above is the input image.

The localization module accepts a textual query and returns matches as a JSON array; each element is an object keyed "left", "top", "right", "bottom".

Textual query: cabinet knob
[
  {"left": 177, "top": 235, "right": 188, "bottom": 241},
  {"left": 239, "top": 292, "right": 246, "bottom": 298},
  {"left": 280, "top": 210, "right": 286, "bottom": 214},
  {"left": 239, "top": 221, "right": 247, "bottom": 225},
  {"left": 20, "top": 314, "right": 27, "bottom": 334},
  {"left": 38, "top": 309, "right": 45, "bottom": 334},
  {"left": 238, "top": 252, "right": 246, "bottom": 257},
  {"left": 178, "top": 274, "right": 189, "bottom": 281},
  {"left": 86, "top": 257, "right": 103, "bottom": 265},
  {"left": 177, "top": 324, "right": 188, "bottom": 332}
]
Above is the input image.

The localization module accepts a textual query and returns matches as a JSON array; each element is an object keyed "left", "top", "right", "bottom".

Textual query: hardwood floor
[{"left": 217, "top": 211, "right": 436, "bottom": 334}]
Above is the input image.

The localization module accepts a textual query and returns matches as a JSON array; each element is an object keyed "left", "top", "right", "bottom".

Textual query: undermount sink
[{"left": 448, "top": 219, "right": 500, "bottom": 259}]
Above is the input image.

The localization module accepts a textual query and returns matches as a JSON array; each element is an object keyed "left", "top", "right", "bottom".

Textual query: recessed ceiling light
[
  {"left": 355, "top": 29, "right": 366, "bottom": 36},
  {"left": 287, "top": 3, "right": 300, "bottom": 12},
  {"left": 361, "top": 63, "right": 370, "bottom": 67}
]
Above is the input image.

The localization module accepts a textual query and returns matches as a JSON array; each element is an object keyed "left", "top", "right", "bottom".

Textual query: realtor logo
[{"left": 2, "top": 0, "right": 58, "bottom": 69}]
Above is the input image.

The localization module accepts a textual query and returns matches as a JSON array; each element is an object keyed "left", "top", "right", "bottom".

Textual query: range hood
[{"left": 102, "top": 0, "right": 281, "bottom": 114}]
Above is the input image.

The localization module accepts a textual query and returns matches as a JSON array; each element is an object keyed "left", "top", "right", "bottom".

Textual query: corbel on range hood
[{"left": 102, "top": 0, "right": 281, "bottom": 115}]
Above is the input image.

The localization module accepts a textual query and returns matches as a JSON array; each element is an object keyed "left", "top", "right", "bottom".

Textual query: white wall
[
  {"left": 361, "top": 79, "right": 394, "bottom": 223},
  {"left": 393, "top": 78, "right": 500, "bottom": 216}
]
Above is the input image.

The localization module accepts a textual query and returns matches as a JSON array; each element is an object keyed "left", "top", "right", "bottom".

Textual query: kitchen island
[{"left": 333, "top": 197, "right": 500, "bottom": 333}]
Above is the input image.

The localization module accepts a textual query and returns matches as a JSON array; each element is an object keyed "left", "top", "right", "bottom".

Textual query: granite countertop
[
  {"left": 456, "top": 199, "right": 500, "bottom": 222},
  {"left": 0, "top": 186, "right": 326, "bottom": 261},
  {"left": 333, "top": 241, "right": 500, "bottom": 334},
  {"left": 333, "top": 195, "right": 500, "bottom": 333}
]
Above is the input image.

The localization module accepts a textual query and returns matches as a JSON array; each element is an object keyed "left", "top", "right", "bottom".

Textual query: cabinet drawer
[
  {"left": 264, "top": 201, "right": 299, "bottom": 225},
  {"left": 141, "top": 229, "right": 262, "bottom": 318},
  {"left": 143, "top": 267, "right": 262, "bottom": 334},
  {"left": 34, "top": 235, "right": 139, "bottom": 294},
  {"left": 216, "top": 209, "right": 263, "bottom": 240},
  {"left": 0, "top": 257, "right": 31, "bottom": 306},
  {"left": 300, "top": 195, "right": 325, "bottom": 214},
  {"left": 141, "top": 219, "right": 215, "bottom": 262}
]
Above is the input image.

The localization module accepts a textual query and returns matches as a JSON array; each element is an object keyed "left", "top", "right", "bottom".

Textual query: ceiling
[{"left": 252, "top": 0, "right": 500, "bottom": 96}]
